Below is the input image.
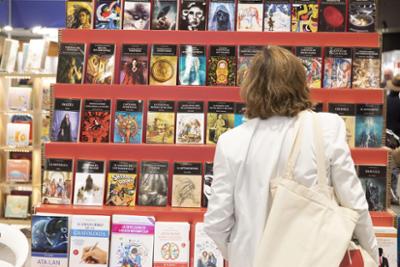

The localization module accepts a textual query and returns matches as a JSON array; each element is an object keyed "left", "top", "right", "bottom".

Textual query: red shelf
[{"left": 370, "top": 211, "right": 395, "bottom": 227}]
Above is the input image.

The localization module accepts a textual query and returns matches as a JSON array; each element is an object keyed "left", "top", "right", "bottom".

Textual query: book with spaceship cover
[{"left": 80, "top": 99, "right": 112, "bottom": 143}]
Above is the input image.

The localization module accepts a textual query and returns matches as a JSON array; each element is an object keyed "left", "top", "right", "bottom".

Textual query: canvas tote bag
[{"left": 253, "top": 111, "right": 360, "bottom": 267}]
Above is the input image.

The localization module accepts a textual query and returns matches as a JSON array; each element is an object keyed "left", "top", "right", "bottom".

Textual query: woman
[{"left": 203, "top": 46, "right": 378, "bottom": 266}]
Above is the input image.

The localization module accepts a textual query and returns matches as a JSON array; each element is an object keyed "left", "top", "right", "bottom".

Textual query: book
[
  {"left": 291, "top": 0, "right": 319, "bottom": 32},
  {"left": 323, "top": 47, "right": 352, "bottom": 88},
  {"left": 25, "top": 39, "right": 49, "bottom": 72},
  {"left": 42, "top": 158, "right": 73, "bottom": 205},
  {"left": 94, "top": 0, "right": 122, "bottom": 29},
  {"left": 374, "top": 227, "right": 397, "bottom": 267},
  {"left": 114, "top": 99, "right": 143, "bottom": 143},
  {"left": 31, "top": 215, "right": 69, "bottom": 267},
  {"left": 179, "top": 0, "right": 207, "bottom": 31},
  {"left": 355, "top": 104, "right": 383, "bottom": 148},
  {"left": 207, "top": 101, "right": 235, "bottom": 144},
  {"left": 123, "top": 0, "right": 151, "bottom": 30},
  {"left": 106, "top": 160, "right": 138, "bottom": 206},
  {"left": 120, "top": 44, "right": 149, "bottom": 85},
  {"left": 348, "top": 0, "right": 376, "bottom": 32},
  {"left": 20, "top": 42, "right": 30, "bottom": 72},
  {"left": 149, "top": 44, "right": 178, "bottom": 86},
  {"left": 4, "top": 195, "right": 30, "bottom": 219},
  {"left": 84, "top": 43, "right": 115, "bottom": 84},
  {"left": 208, "top": 45, "right": 237, "bottom": 86},
  {"left": 7, "top": 86, "right": 32, "bottom": 111},
  {"left": 6, "top": 123, "right": 30, "bottom": 147},
  {"left": 202, "top": 162, "right": 213, "bottom": 207},
  {"left": 234, "top": 102, "right": 247, "bottom": 127},
  {"left": 318, "top": 0, "right": 346, "bottom": 32},
  {"left": 10, "top": 114, "right": 33, "bottom": 143},
  {"left": 263, "top": 0, "right": 291, "bottom": 32},
  {"left": 237, "top": 45, "right": 262, "bottom": 85},
  {"left": 151, "top": 0, "right": 178, "bottom": 30},
  {"left": 138, "top": 161, "right": 169, "bottom": 206},
  {"left": 352, "top": 47, "right": 381, "bottom": 89},
  {"left": 194, "top": 223, "right": 224, "bottom": 267},
  {"left": 110, "top": 215, "right": 155, "bottom": 267},
  {"left": 56, "top": 43, "right": 85, "bottom": 84},
  {"left": 41, "top": 112, "right": 51, "bottom": 142},
  {"left": 6, "top": 159, "right": 30, "bottom": 182},
  {"left": 295, "top": 46, "right": 322, "bottom": 88},
  {"left": 73, "top": 160, "right": 106, "bottom": 206},
  {"left": 0, "top": 38, "right": 19, "bottom": 72},
  {"left": 146, "top": 100, "right": 175, "bottom": 144},
  {"left": 80, "top": 99, "right": 112, "bottom": 143},
  {"left": 153, "top": 222, "right": 190, "bottom": 267},
  {"left": 179, "top": 45, "right": 206, "bottom": 86},
  {"left": 176, "top": 101, "right": 205, "bottom": 144},
  {"left": 66, "top": 0, "right": 93, "bottom": 29},
  {"left": 208, "top": 0, "right": 235, "bottom": 31},
  {"left": 69, "top": 215, "right": 110, "bottom": 266},
  {"left": 237, "top": 0, "right": 263, "bottom": 32},
  {"left": 328, "top": 103, "right": 356, "bottom": 148},
  {"left": 51, "top": 98, "right": 81, "bottom": 142},
  {"left": 172, "top": 162, "right": 202, "bottom": 207},
  {"left": 358, "top": 165, "right": 387, "bottom": 211},
  {"left": 41, "top": 80, "right": 53, "bottom": 110}
]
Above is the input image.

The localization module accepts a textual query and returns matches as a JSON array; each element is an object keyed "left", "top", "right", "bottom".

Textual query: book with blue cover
[
  {"left": 264, "top": 0, "right": 291, "bottom": 32},
  {"left": 94, "top": 0, "right": 121, "bottom": 29},
  {"left": 114, "top": 99, "right": 143, "bottom": 144},
  {"left": 179, "top": 45, "right": 206, "bottom": 86},
  {"left": 355, "top": 104, "right": 383, "bottom": 148},
  {"left": 208, "top": 0, "right": 235, "bottom": 31}
]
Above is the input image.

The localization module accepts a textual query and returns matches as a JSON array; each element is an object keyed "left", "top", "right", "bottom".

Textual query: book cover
[
  {"left": 149, "top": 44, "right": 178, "bottom": 85},
  {"left": 146, "top": 100, "right": 175, "bottom": 144},
  {"left": 69, "top": 215, "right": 110, "bottom": 266},
  {"left": 94, "top": 0, "right": 121, "bottom": 29},
  {"left": 110, "top": 215, "right": 155, "bottom": 267},
  {"left": 318, "top": 0, "right": 346, "bottom": 32},
  {"left": 263, "top": 0, "right": 291, "bottom": 32},
  {"left": 291, "top": 0, "right": 319, "bottom": 32},
  {"left": 31, "top": 215, "right": 69, "bottom": 267},
  {"left": 355, "top": 104, "right": 383, "bottom": 148},
  {"left": 73, "top": 160, "right": 106, "bottom": 206},
  {"left": 348, "top": 0, "right": 376, "bottom": 32},
  {"left": 66, "top": 0, "right": 93, "bottom": 29},
  {"left": 176, "top": 101, "right": 205, "bottom": 144},
  {"left": 237, "top": 0, "right": 263, "bottom": 32},
  {"left": 352, "top": 47, "right": 381, "bottom": 89},
  {"left": 207, "top": 101, "right": 235, "bottom": 144},
  {"left": 234, "top": 102, "right": 247, "bottom": 127},
  {"left": 153, "top": 222, "right": 190, "bottom": 267},
  {"left": 194, "top": 223, "right": 224, "bottom": 267},
  {"left": 84, "top": 43, "right": 115, "bottom": 84},
  {"left": 123, "top": 0, "right": 151, "bottom": 30},
  {"left": 6, "top": 123, "right": 30, "bottom": 147},
  {"left": 4, "top": 195, "right": 30, "bottom": 219},
  {"left": 208, "top": 0, "right": 235, "bottom": 31},
  {"left": 138, "top": 161, "right": 169, "bottom": 206},
  {"left": 295, "top": 46, "right": 322, "bottom": 88},
  {"left": 120, "top": 44, "right": 149, "bottom": 85},
  {"left": 80, "top": 99, "right": 112, "bottom": 143},
  {"left": 179, "top": 45, "right": 206, "bottom": 86},
  {"left": 56, "top": 43, "right": 85, "bottom": 84},
  {"left": 106, "top": 160, "right": 138, "bottom": 206},
  {"left": 114, "top": 99, "right": 143, "bottom": 143},
  {"left": 10, "top": 114, "right": 33, "bottom": 143},
  {"left": 237, "top": 45, "right": 262, "bottom": 85},
  {"left": 202, "top": 162, "right": 213, "bottom": 207},
  {"left": 41, "top": 82, "right": 52, "bottom": 110},
  {"left": 7, "top": 86, "right": 32, "bottom": 111},
  {"left": 358, "top": 165, "right": 387, "bottom": 211},
  {"left": 0, "top": 38, "right": 19, "bottom": 72},
  {"left": 25, "top": 39, "right": 49, "bottom": 72},
  {"left": 323, "top": 47, "right": 352, "bottom": 88},
  {"left": 208, "top": 45, "right": 237, "bottom": 86},
  {"left": 172, "top": 162, "right": 202, "bottom": 208},
  {"left": 151, "top": 0, "right": 178, "bottom": 30},
  {"left": 42, "top": 158, "right": 73, "bottom": 205},
  {"left": 374, "top": 227, "right": 397, "bottom": 267},
  {"left": 41, "top": 113, "right": 51, "bottom": 142},
  {"left": 51, "top": 98, "right": 81, "bottom": 142},
  {"left": 179, "top": 0, "right": 207, "bottom": 31},
  {"left": 328, "top": 103, "right": 356, "bottom": 148},
  {"left": 6, "top": 159, "right": 30, "bottom": 182}
]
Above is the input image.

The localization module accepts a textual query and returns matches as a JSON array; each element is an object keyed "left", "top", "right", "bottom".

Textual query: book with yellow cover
[
  {"left": 149, "top": 44, "right": 178, "bottom": 85},
  {"left": 106, "top": 160, "right": 137, "bottom": 206},
  {"left": 146, "top": 100, "right": 175, "bottom": 144}
]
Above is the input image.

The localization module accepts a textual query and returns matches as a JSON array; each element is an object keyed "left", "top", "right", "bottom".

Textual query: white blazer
[{"left": 204, "top": 111, "right": 378, "bottom": 267}]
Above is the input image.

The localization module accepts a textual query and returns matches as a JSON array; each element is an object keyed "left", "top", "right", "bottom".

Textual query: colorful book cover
[
  {"left": 179, "top": 45, "right": 206, "bottom": 86},
  {"left": 4, "top": 195, "right": 30, "bottom": 219},
  {"left": 66, "top": 0, "right": 93, "bottom": 29},
  {"left": 149, "top": 44, "right": 178, "bottom": 86},
  {"left": 80, "top": 99, "right": 112, "bottom": 143},
  {"left": 172, "top": 162, "right": 202, "bottom": 208},
  {"left": 31, "top": 215, "right": 69, "bottom": 267},
  {"left": 0, "top": 38, "right": 19, "bottom": 72},
  {"left": 42, "top": 158, "right": 73, "bottom": 205},
  {"left": 208, "top": 0, "right": 235, "bottom": 31},
  {"left": 318, "top": 0, "right": 346, "bottom": 32},
  {"left": 123, "top": 0, "right": 151, "bottom": 30},
  {"left": 114, "top": 99, "right": 143, "bottom": 144},
  {"left": 237, "top": 0, "right": 263, "bottom": 32},
  {"left": 352, "top": 47, "right": 381, "bottom": 89},
  {"left": 295, "top": 46, "right": 322, "bottom": 88},
  {"left": 106, "top": 160, "right": 138, "bottom": 206},
  {"left": 84, "top": 43, "right": 115, "bottom": 84},
  {"left": 94, "top": 0, "right": 121, "bottom": 29},
  {"left": 323, "top": 47, "right": 352, "bottom": 88},
  {"left": 207, "top": 101, "right": 235, "bottom": 144},
  {"left": 6, "top": 123, "right": 30, "bottom": 147},
  {"left": 348, "top": 0, "right": 376, "bottom": 32},
  {"left": 237, "top": 45, "right": 262, "bottom": 85},
  {"left": 151, "top": 0, "right": 178, "bottom": 30},
  {"left": 51, "top": 98, "right": 81, "bottom": 142},
  {"left": 194, "top": 223, "right": 224, "bottom": 267},
  {"left": 146, "top": 100, "right": 175, "bottom": 144},
  {"left": 56, "top": 43, "right": 85, "bottom": 84},
  {"left": 110, "top": 215, "right": 155, "bottom": 267},
  {"left": 202, "top": 162, "right": 213, "bottom": 208},
  {"left": 120, "top": 44, "right": 148, "bottom": 85},
  {"left": 73, "top": 160, "right": 106, "bottom": 206},
  {"left": 6, "top": 159, "right": 30, "bottom": 182},
  {"left": 10, "top": 114, "right": 33, "bottom": 143},
  {"left": 328, "top": 103, "right": 356, "bottom": 148},
  {"left": 375, "top": 227, "right": 397, "bottom": 267},
  {"left": 179, "top": 0, "right": 207, "bottom": 31},
  {"left": 291, "top": 0, "right": 319, "bottom": 32},
  {"left": 263, "top": 0, "right": 291, "bottom": 32},
  {"left": 208, "top": 45, "right": 237, "bottom": 86},
  {"left": 7, "top": 86, "right": 32, "bottom": 111},
  {"left": 69, "top": 215, "right": 110, "bottom": 266},
  {"left": 358, "top": 165, "right": 387, "bottom": 211},
  {"left": 138, "top": 161, "right": 169, "bottom": 206},
  {"left": 234, "top": 102, "right": 247, "bottom": 127},
  {"left": 176, "top": 101, "right": 205, "bottom": 144},
  {"left": 355, "top": 104, "right": 383, "bottom": 148}
]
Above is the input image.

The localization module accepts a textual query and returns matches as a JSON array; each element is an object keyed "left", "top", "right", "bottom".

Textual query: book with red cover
[{"left": 80, "top": 99, "right": 112, "bottom": 143}]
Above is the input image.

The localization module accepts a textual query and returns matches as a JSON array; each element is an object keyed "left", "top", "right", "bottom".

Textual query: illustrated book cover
[
  {"left": 114, "top": 99, "right": 143, "bottom": 144},
  {"left": 176, "top": 101, "right": 205, "bottom": 144},
  {"left": 323, "top": 47, "right": 353, "bottom": 88},
  {"left": 42, "top": 158, "right": 73, "bottom": 205},
  {"left": 237, "top": 45, "right": 262, "bottom": 85},
  {"left": 6, "top": 122, "right": 30, "bottom": 147},
  {"left": 66, "top": 0, "right": 93, "bottom": 29},
  {"left": 318, "top": 0, "right": 346, "bottom": 32},
  {"left": 146, "top": 100, "right": 175, "bottom": 144},
  {"left": 291, "top": 0, "right": 319, "bottom": 32},
  {"left": 355, "top": 104, "right": 383, "bottom": 148},
  {"left": 6, "top": 159, "right": 30, "bottom": 182},
  {"left": 179, "top": 0, "right": 207, "bottom": 31},
  {"left": 172, "top": 162, "right": 202, "bottom": 208},
  {"left": 263, "top": 0, "right": 291, "bottom": 32},
  {"left": 374, "top": 227, "right": 397, "bottom": 267},
  {"left": 208, "top": 0, "right": 235, "bottom": 31},
  {"left": 51, "top": 98, "right": 81, "bottom": 142},
  {"left": 138, "top": 161, "right": 169, "bottom": 206},
  {"left": 234, "top": 102, "right": 247, "bottom": 127},
  {"left": 348, "top": 0, "right": 376, "bottom": 32},
  {"left": 4, "top": 195, "right": 30, "bottom": 219},
  {"left": 151, "top": 0, "right": 178, "bottom": 30},
  {"left": 194, "top": 223, "right": 224, "bottom": 267},
  {"left": 328, "top": 103, "right": 356, "bottom": 148},
  {"left": 295, "top": 46, "right": 322, "bottom": 88},
  {"left": 358, "top": 165, "right": 387, "bottom": 211},
  {"left": 202, "top": 162, "right": 213, "bottom": 208},
  {"left": 94, "top": 0, "right": 122, "bottom": 29},
  {"left": 208, "top": 45, "right": 236, "bottom": 86},
  {"left": 237, "top": 0, "right": 263, "bottom": 32},
  {"left": 179, "top": 45, "right": 206, "bottom": 86},
  {"left": 56, "top": 43, "right": 85, "bottom": 84},
  {"left": 149, "top": 44, "right": 178, "bottom": 85},
  {"left": 80, "top": 99, "right": 112, "bottom": 143},
  {"left": 84, "top": 43, "right": 115, "bottom": 84},
  {"left": 123, "top": 0, "right": 151, "bottom": 30},
  {"left": 352, "top": 47, "right": 381, "bottom": 89},
  {"left": 7, "top": 86, "right": 32, "bottom": 111},
  {"left": 120, "top": 44, "right": 148, "bottom": 85},
  {"left": 106, "top": 160, "right": 138, "bottom": 206},
  {"left": 207, "top": 101, "right": 235, "bottom": 144}
]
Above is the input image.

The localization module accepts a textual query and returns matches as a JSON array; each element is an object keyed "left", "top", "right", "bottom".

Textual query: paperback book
[
  {"left": 66, "top": 0, "right": 93, "bottom": 29},
  {"left": 25, "top": 39, "right": 49, "bottom": 72},
  {"left": 352, "top": 47, "right": 381, "bottom": 89},
  {"left": 123, "top": 0, "right": 151, "bottom": 30},
  {"left": 207, "top": 101, "right": 235, "bottom": 144},
  {"left": 138, "top": 161, "right": 169, "bottom": 206},
  {"left": 149, "top": 44, "right": 178, "bottom": 85},
  {"left": 179, "top": 0, "right": 207, "bottom": 31},
  {"left": 172, "top": 162, "right": 202, "bottom": 208},
  {"left": 6, "top": 123, "right": 30, "bottom": 147},
  {"left": 328, "top": 103, "right": 356, "bottom": 148},
  {"left": 84, "top": 43, "right": 115, "bottom": 84},
  {"left": 179, "top": 45, "right": 206, "bottom": 86},
  {"left": 80, "top": 99, "right": 112, "bottom": 143},
  {"left": 374, "top": 227, "right": 397, "bottom": 267},
  {"left": 51, "top": 98, "right": 81, "bottom": 142},
  {"left": 263, "top": 0, "right": 291, "bottom": 32},
  {"left": 10, "top": 114, "right": 33, "bottom": 143},
  {"left": 0, "top": 38, "right": 19, "bottom": 72},
  {"left": 237, "top": 45, "right": 262, "bottom": 85},
  {"left": 202, "top": 162, "right": 213, "bottom": 207},
  {"left": 56, "top": 43, "right": 85, "bottom": 84},
  {"left": 176, "top": 101, "right": 205, "bottom": 144},
  {"left": 355, "top": 104, "right": 383, "bottom": 148},
  {"left": 291, "top": 0, "right": 319, "bottom": 32},
  {"left": 41, "top": 113, "right": 51, "bottom": 142},
  {"left": 323, "top": 47, "right": 352, "bottom": 88},
  {"left": 318, "top": 0, "right": 346, "bottom": 32},
  {"left": 6, "top": 159, "right": 30, "bottom": 182},
  {"left": 146, "top": 100, "right": 175, "bottom": 144},
  {"left": 106, "top": 160, "right": 138, "bottom": 206},
  {"left": 94, "top": 0, "right": 121, "bottom": 29},
  {"left": 358, "top": 165, "right": 387, "bottom": 211},
  {"left": 295, "top": 46, "right": 322, "bottom": 88},
  {"left": 194, "top": 223, "right": 224, "bottom": 267},
  {"left": 237, "top": 0, "right": 263, "bottom": 32},
  {"left": 7, "top": 86, "right": 32, "bottom": 111},
  {"left": 120, "top": 44, "right": 148, "bottom": 85},
  {"left": 151, "top": 0, "right": 178, "bottom": 30},
  {"left": 4, "top": 195, "right": 30, "bottom": 219},
  {"left": 114, "top": 99, "right": 143, "bottom": 144},
  {"left": 234, "top": 102, "right": 247, "bottom": 127},
  {"left": 208, "top": 45, "right": 237, "bottom": 86},
  {"left": 42, "top": 158, "right": 73, "bottom": 205},
  {"left": 208, "top": 0, "right": 235, "bottom": 31},
  {"left": 348, "top": 0, "right": 376, "bottom": 32}
]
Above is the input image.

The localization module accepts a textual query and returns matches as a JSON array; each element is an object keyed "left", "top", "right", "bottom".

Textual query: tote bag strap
[{"left": 312, "top": 112, "right": 329, "bottom": 186}]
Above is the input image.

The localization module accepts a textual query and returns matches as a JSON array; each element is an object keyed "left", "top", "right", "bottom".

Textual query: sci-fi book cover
[
  {"left": 295, "top": 46, "right": 322, "bottom": 88},
  {"left": 120, "top": 44, "right": 149, "bottom": 85},
  {"left": 179, "top": 45, "right": 206, "bottom": 86},
  {"left": 176, "top": 101, "right": 205, "bottom": 144},
  {"left": 123, "top": 0, "right": 151, "bottom": 30},
  {"left": 42, "top": 158, "right": 73, "bottom": 205},
  {"left": 84, "top": 43, "right": 115, "bottom": 84},
  {"left": 208, "top": 45, "right": 237, "bottom": 86},
  {"left": 206, "top": 101, "right": 235, "bottom": 144},
  {"left": 138, "top": 161, "right": 169, "bottom": 206},
  {"left": 352, "top": 47, "right": 381, "bottom": 89},
  {"left": 318, "top": 0, "right": 346, "bottom": 32},
  {"left": 56, "top": 43, "right": 85, "bottom": 84},
  {"left": 106, "top": 160, "right": 137, "bottom": 206},
  {"left": 237, "top": 0, "right": 263, "bottom": 32},
  {"left": 146, "top": 100, "right": 175, "bottom": 144},
  {"left": 208, "top": 0, "right": 235, "bottom": 31},
  {"left": 151, "top": 0, "right": 178, "bottom": 30},
  {"left": 80, "top": 99, "right": 112, "bottom": 143},
  {"left": 179, "top": 0, "right": 207, "bottom": 31},
  {"left": 291, "top": 0, "right": 319, "bottom": 32},
  {"left": 66, "top": 0, "right": 93, "bottom": 29},
  {"left": 328, "top": 103, "right": 356, "bottom": 148},
  {"left": 355, "top": 104, "right": 383, "bottom": 148},
  {"left": 51, "top": 98, "right": 81, "bottom": 143},
  {"left": 323, "top": 47, "right": 353, "bottom": 88},
  {"left": 149, "top": 44, "right": 178, "bottom": 85},
  {"left": 237, "top": 45, "right": 262, "bottom": 85},
  {"left": 94, "top": 0, "right": 121, "bottom": 29},
  {"left": 114, "top": 99, "right": 143, "bottom": 144},
  {"left": 264, "top": 0, "right": 291, "bottom": 32}
]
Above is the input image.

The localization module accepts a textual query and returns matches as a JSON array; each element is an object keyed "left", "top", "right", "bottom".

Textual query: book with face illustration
[
  {"left": 295, "top": 46, "right": 322, "bottom": 88},
  {"left": 114, "top": 99, "right": 143, "bottom": 144},
  {"left": 172, "top": 162, "right": 202, "bottom": 208},
  {"left": 206, "top": 101, "right": 235, "bottom": 144},
  {"left": 318, "top": 0, "right": 346, "bottom": 32},
  {"left": 94, "top": 0, "right": 122, "bottom": 29},
  {"left": 352, "top": 47, "right": 381, "bottom": 89},
  {"left": 237, "top": 45, "right": 262, "bottom": 86},
  {"left": 263, "top": 0, "right": 291, "bottom": 32},
  {"left": 80, "top": 99, "right": 112, "bottom": 143},
  {"left": 208, "top": 45, "right": 237, "bottom": 86},
  {"left": 291, "top": 0, "right": 319, "bottom": 32},
  {"left": 348, "top": 0, "right": 376, "bottom": 32},
  {"left": 179, "top": 45, "right": 206, "bottom": 86},
  {"left": 355, "top": 104, "right": 383, "bottom": 148},
  {"left": 176, "top": 101, "right": 205, "bottom": 144},
  {"left": 57, "top": 43, "right": 86, "bottom": 84},
  {"left": 120, "top": 44, "right": 149, "bottom": 85},
  {"left": 51, "top": 98, "right": 81, "bottom": 143},
  {"left": 208, "top": 0, "right": 235, "bottom": 31},
  {"left": 179, "top": 0, "right": 207, "bottom": 31},
  {"left": 150, "top": 44, "right": 178, "bottom": 86},
  {"left": 106, "top": 160, "right": 138, "bottom": 206},
  {"left": 66, "top": 0, "right": 94, "bottom": 29},
  {"left": 358, "top": 165, "right": 387, "bottom": 211},
  {"left": 138, "top": 161, "right": 169, "bottom": 206},
  {"left": 42, "top": 158, "right": 73, "bottom": 205},
  {"left": 328, "top": 103, "right": 356, "bottom": 148},
  {"left": 123, "top": 0, "right": 151, "bottom": 30},
  {"left": 146, "top": 100, "right": 176, "bottom": 144},
  {"left": 237, "top": 0, "right": 263, "bottom": 32},
  {"left": 84, "top": 43, "right": 115, "bottom": 84},
  {"left": 194, "top": 223, "right": 224, "bottom": 267},
  {"left": 323, "top": 47, "right": 352, "bottom": 88},
  {"left": 151, "top": 0, "right": 178, "bottom": 30}
]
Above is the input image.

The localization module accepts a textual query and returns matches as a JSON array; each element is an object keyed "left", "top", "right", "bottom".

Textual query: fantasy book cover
[
  {"left": 207, "top": 101, "right": 235, "bottom": 144},
  {"left": 295, "top": 46, "right": 322, "bottom": 88},
  {"left": 151, "top": 0, "right": 178, "bottom": 30},
  {"left": 179, "top": 45, "right": 206, "bottom": 86},
  {"left": 202, "top": 162, "right": 213, "bottom": 208},
  {"left": 234, "top": 102, "right": 247, "bottom": 127},
  {"left": 57, "top": 43, "right": 85, "bottom": 84},
  {"left": 51, "top": 98, "right": 81, "bottom": 142},
  {"left": 208, "top": 45, "right": 236, "bottom": 86},
  {"left": 94, "top": 0, "right": 121, "bottom": 29},
  {"left": 328, "top": 103, "right": 356, "bottom": 148},
  {"left": 355, "top": 104, "right": 383, "bottom": 148},
  {"left": 120, "top": 44, "right": 148, "bottom": 85},
  {"left": 323, "top": 47, "right": 353, "bottom": 88},
  {"left": 123, "top": 0, "right": 151, "bottom": 30},
  {"left": 114, "top": 99, "right": 143, "bottom": 144},
  {"left": 263, "top": 0, "right": 291, "bottom": 32},
  {"left": 106, "top": 160, "right": 138, "bottom": 206},
  {"left": 176, "top": 101, "right": 205, "bottom": 144},
  {"left": 150, "top": 44, "right": 178, "bottom": 85},
  {"left": 348, "top": 0, "right": 376, "bottom": 32},
  {"left": 291, "top": 0, "right": 319, "bottom": 32},
  {"left": 84, "top": 43, "right": 115, "bottom": 84},
  {"left": 80, "top": 99, "right": 112, "bottom": 143},
  {"left": 208, "top": 0, "right": 235, "bottom": 31},
  {"left": 66, "top": 0, "right": 93, "bottom": 29},
  {"left": 318, "top": 0, "right": 346, "bottom": 32},
  {"left": 138, "top": 161, "right": 169, "bottom": 206},
  {"left": 352, "top": 48, "right": 381, "bottom": 89},
  {"left": 42, "top": 158, "right": 73, "bottom": 205},
  {"left": 179, "top": 0, "right": 207, "bottom": 31},
  {"left": 194, "top": 223, "right": 224, "bottom": 267},
  {"left": 237, "top": 45, "right": 262, "bottom": 85},
  {"left": 172, "top": 162, "right": 202, "bottom": 208},
  {"left": 146, "top": 100, "right": 175, "bottom": 144},
  {"left": 6, "top": 159, "right": 30, "bottom": 182},
  {"left": 237, "top": 0, "right": 263, "bottom": 32},
  {"left": 31, "top": 215, "right": 69, "bottom": 267},
  {"left": 358, "top": 165, "right": 387, "bottom": 211}
]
